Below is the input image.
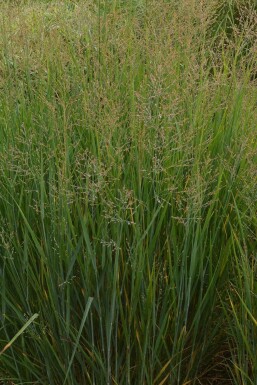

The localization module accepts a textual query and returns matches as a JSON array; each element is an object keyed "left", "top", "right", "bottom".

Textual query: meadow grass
[{"left": 0, "top": 1, "right": 257, "bottom": 384}]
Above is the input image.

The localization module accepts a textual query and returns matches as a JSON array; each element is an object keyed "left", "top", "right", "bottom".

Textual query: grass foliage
[{"left": 0, "top": 1, "right": 257, "bottom": 384}]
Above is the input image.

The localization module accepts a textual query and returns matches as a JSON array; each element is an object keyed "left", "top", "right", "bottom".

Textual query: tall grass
[{"left": 0, "top": 1, "right": 256, "bottom": 384}]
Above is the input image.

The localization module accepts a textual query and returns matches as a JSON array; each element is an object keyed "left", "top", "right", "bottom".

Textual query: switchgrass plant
[{"left": 0, "top": 1, "right": 256, "bottom": 384}]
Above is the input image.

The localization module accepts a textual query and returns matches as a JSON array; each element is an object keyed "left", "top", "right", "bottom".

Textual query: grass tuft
[{"left": 0, "top": 1, "right": 256, "bottom": 384}]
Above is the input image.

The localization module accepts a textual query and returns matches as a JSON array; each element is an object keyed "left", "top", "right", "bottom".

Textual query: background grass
[{"left": 0, "top": 0, "right": 257, "bottom": 384}]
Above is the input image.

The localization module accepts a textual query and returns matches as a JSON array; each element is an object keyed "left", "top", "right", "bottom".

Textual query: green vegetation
[{"left": 0, "top": 1, "right": 256, "bottom": 384}]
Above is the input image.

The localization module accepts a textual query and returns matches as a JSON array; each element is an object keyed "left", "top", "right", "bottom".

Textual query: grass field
[{"left": 0, "top": 1, "right": 257, "bottom": 384}]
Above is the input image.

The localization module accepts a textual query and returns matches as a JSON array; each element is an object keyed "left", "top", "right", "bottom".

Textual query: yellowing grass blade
[{"left": 0, "top": 313, "right": 39, "bottom": 355}]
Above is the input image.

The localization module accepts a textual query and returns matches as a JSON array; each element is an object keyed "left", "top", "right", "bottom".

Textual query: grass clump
[{"left": 0, "top": 1, "right": 257, "bottom": 384}]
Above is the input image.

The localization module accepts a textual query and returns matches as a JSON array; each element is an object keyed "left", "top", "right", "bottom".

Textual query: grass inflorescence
[{"left": 0, "top": 1, "right": 257, "bottom": 384}]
